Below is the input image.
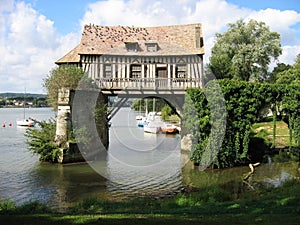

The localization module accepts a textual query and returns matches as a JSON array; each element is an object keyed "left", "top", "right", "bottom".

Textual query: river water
[{"left": 0, "top": 107, "right": 298, "bottom": 210}]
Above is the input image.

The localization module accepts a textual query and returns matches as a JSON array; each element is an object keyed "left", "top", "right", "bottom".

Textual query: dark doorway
[{"left": 156, "top": 65, "right": 168, "bottom": 87}]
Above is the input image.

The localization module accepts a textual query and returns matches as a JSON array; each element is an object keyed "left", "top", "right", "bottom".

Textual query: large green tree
[{"left": 209, "top": 19, "right": 282, "bottom": 82}]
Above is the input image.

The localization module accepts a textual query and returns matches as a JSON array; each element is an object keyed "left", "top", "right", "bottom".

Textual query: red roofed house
[{"left": 56, "top": 23, "right": 204, "bottom": 92}]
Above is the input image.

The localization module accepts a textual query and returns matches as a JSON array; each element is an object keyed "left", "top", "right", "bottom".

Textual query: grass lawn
[
  {"left": 1, "top": 179, "right": 300, "bottom": 225},
  {"left": 252, "top": 120, "right": 293, "bottom": 148},
  {"left": 0, "top": 213, "right": 299, "bottom": 225}
]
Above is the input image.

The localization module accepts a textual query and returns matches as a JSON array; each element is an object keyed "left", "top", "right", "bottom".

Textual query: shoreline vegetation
[
  {"left": 1, "top": 178, "right": 299, "bottom": 225},
  {"left": 0, "top": 92, "right": 48, "bottom": 108}
]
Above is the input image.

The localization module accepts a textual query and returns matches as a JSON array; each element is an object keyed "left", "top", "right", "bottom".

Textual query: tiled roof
[{"left": 56, "top": 23, "right": 204, "bottom": 64}]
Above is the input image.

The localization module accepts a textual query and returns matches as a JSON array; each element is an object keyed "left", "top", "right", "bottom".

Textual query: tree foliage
[
  {"left": 209, "top": 19, "right": 282, "bottom": 82},
  {"left": 132, "top": 98, "right": 168, "bottom": 113},
  {"left": 276, "top": 54, "right": 300, "bottom": 84},
  {"left": 183, "top": 80, "right": 300, "bottom": 168},
  {"left": 43, "top": 65, "right": 91, "bottom": 110},
  {"left": 269, "top": 63, "right": 292, "bottom": 83}
]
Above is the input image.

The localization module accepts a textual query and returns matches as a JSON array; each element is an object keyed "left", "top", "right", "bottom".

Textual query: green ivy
[{"left": 183, "top": 79, "right": 300, "bottom": 168}]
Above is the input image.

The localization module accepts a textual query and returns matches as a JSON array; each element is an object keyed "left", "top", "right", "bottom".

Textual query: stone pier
[{"left": 55, "top": 88, "right": 109, "bottom": 163}]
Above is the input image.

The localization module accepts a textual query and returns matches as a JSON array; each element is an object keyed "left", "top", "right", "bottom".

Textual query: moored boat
[
  {"left": 17, "top": 89, "right": 35, "bottom": 127},
  {"left": 143, "top": 121, "right": 162, "bottom": 133},
  {"left": 137, "top": 117, "right": 148, "bottom": 127},
  {"left": 143, "top": 113, "right": 164, "bottom": 133},
  {"left": 161, "top": 123, "right": 179, "bottom": 134},
  {"left": 16, "top": 119, "right": 35, "bottom": 127}
]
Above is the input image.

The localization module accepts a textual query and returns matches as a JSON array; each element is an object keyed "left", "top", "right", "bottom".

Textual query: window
[
  {"left": 103, "top": 64, "right": 112, "bottom": 78},
  {"left": 145, "top": 42, "right": 158, "bottom": 52},
  {"left": 176, "top": 64, "right": 186, "bottom": 78},
  {"left": 125, "top": 42, "right": 138, "bottom": 52},
  {"left": 130, "top": 64, "right": 142, "bottom": 78}
]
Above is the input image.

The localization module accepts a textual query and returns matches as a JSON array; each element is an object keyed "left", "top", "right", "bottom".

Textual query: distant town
[{"left": 0, "top": 93, "right": 49, "bottom": 108}]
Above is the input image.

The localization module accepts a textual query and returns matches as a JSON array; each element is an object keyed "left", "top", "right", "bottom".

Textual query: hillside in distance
[{"left": 0, "top": 92, "right": 46, "bottom": 99}]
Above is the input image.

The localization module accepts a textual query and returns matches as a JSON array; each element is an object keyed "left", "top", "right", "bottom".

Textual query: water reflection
[
  {"left": 88, "top": 108, "right": 183, "bottom": 198},
  {"left": 183, "top": 161, "right": 299, "bottom": 191},
  {"left": 30, "top": 163, "right": 107, "bottom": 209}
]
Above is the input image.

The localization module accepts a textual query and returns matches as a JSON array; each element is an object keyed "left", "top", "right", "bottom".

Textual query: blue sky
[
  {"left": 23, "top": 0, "right": 96, "bottom": 34},
  {"left": 1, "top": 0, "right": 300, "bottom": 93},
  {"left": 228, "top": 0, "right": 300, "bottom": 11}
]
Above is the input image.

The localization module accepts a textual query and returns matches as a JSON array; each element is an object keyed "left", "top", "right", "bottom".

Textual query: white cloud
[
  {"left": 80, "top": 0, "right": 182, "bottom": 27},
  {"left": 247, "top": 8, "right": 300, "bottom": 45},
  {"left": 0, "top": 1, "right": 79, "bottom": 93},
  {"left": 279, "top": 45, "right": 300, "bottom": 65}
]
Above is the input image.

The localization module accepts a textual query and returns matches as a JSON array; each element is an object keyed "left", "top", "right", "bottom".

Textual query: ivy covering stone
[{"left": 183, "top": 79, "right": 300, "bottom": 168}]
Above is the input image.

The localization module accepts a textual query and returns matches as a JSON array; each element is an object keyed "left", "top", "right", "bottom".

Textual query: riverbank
[{"left": 1, "top": 178, "right": 299, "bottom": 225}]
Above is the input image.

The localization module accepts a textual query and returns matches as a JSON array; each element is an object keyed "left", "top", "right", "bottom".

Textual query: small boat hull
[
  {"left": 161, "top": 124, "right": 179, "bottom": 134},
  {"left": 17, "top": 119, "right": 35, "bottom": 127},
  {"left": 144, "top": 125, "right": 161, "bottom": 134}
]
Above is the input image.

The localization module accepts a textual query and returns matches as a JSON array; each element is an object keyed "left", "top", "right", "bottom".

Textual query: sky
[{"left": 1, "top": 0, "right": 300, "bottom": 93}]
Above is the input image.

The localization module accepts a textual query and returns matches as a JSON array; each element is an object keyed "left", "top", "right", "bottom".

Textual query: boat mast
[
  {"left": 23, "top": 87, "right": 26, "bottom": 119},
  {"left": 145, "top": 98, "right": 148, "bottom": 116}
]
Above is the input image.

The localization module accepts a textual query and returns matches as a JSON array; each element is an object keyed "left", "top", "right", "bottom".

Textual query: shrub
[{"left": 25, "top": 119, "right": 61, "bottom": 162}]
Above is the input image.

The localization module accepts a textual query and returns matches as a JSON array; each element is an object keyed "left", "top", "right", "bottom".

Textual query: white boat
[
  {"left": 16, "top": 119, "right": 35, "bottom": 127},
  {"left": 143, "top": 113, "right": 164, "bottom": 134},
  {"left": 143, "top": 121, "right": 162, "bottom": 133},
  {"left": 16, "top": 89, "right": 35, "bottom": 127}
]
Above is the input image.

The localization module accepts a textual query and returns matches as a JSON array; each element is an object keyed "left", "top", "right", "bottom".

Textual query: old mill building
[
  {"left": 54, "top": 23, "right": 205, "bottom": 163},
  {"left": 56, "top": 23, "right": 205, "bottom": 92}
]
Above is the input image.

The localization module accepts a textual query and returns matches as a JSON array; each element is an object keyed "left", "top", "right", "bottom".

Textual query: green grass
[
  {"left": 1, "top": 179, "right": 300, "bottom": 225},
  {"left": 252, "top": 120, "right": 293, "bottom": 148},
  {"left": 0, "top": 214, "right": 299, "bottom": 225}
]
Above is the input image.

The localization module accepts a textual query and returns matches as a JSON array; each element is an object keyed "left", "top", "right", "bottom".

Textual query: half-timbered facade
[{"left": 56, "top": 23, "right": 205, "bottom": 92}]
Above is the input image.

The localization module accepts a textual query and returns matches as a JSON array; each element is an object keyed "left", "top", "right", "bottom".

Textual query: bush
[
  {"left": 25, "top": 119, "right": 61, "bottom": 162},
  {"left": 16, "top": 201, "right": 49, "bottom": 214},
  {"left": 0, "top": 200, "right": 16, "bottom": 214}
]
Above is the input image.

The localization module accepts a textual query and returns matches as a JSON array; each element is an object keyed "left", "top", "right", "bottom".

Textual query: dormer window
[
  {"left": 125, "top": 42, "right": 138, "bottom": 52},
  {"left": 145, "top": 42, "right": 158, "bottom": 52}
]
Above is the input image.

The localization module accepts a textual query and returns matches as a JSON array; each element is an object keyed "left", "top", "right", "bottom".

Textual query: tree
[
  {"left": 276, "top": 54, "right": 300, "bottom": 84},
  {"left": 209, "top": 19, "right": 282, "bottom": 82},
  {"left": 268, "top": 63, "right": 292, "bottom": 83},
  {"left": 161, "top": 105, "right": 172, "bottom": 120},
  {"left": 43, "top": 65, "right": 92, "bottom": 110}
]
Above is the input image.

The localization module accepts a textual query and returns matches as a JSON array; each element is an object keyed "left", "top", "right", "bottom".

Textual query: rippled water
[
  {"left": 0, "top": 107, "right": 298, "bottom": 210},
  {"left": 0, "top": 107, "right": 183, "bottom": 209},
  {"left": 0, "top": 108, "right": 56, "bottom": 205}
]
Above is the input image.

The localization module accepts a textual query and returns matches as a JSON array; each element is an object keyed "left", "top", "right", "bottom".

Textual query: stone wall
[{"left": 55, "top": 88, "right": 109, "bottom": 163}]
